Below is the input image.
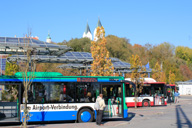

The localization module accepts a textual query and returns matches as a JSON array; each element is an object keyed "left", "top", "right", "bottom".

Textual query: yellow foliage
[
  {"left": 91, "top": 27, "right": 114, "bottom": 76},
  {"left": 169, "top": 70, "right": 176, "bottom": 84},
  {"left": 129, "top": 54, "right": 147, "bottom": 108}
]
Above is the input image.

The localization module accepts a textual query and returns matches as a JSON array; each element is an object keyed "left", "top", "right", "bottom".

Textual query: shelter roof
[
  {"left": 0, "top": 37, "right": 71, "bottom": 56},
  {"left": 7, "top": 51, "right": 120, "bottom": 64}
]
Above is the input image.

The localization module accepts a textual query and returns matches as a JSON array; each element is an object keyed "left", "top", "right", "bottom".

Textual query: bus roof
[
  {"left": 167, "top": 84, "right": 175, "bottom": 86},
  {"left": 0, "top": 72, "right": 124, "bottom": 83},
  {"left": 14, "top": 72, "right": 63, "bottom": 78},
  {"left": 125, "top": 78, "right": 157, "bottom": 83},
  {"left": 14, "top": 72, "right": 123, "bottom": 79},
  {"left": 144, "top": 82, "right": 166, "bottom": 84}
]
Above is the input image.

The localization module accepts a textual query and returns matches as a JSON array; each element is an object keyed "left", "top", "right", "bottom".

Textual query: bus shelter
[
  {"left": 57, "top": 60, "right": 152, "bottom": 76},
  {"left": 0, "top": 37, "right": 72, "bottom": 122},
  {"left": 0, "top": 37, "right": 71, "bottom": 56}
]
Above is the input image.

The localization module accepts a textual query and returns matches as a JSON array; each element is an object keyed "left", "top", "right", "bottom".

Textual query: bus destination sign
[{"left": 77, "top": 78, "right": 98, "bottom": 82}]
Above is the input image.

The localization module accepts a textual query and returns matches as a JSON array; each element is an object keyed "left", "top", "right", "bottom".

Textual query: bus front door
[
  {"left": 101, "top": 84, "right": 123, "bottom": 118},
  {"left": 0, "top": 83, "right": 21, "bottom": 123}
]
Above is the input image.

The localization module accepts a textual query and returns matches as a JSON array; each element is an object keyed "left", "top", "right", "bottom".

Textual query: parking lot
[{"left": 1, "top": 96, "right": 192, "bottom": 128}]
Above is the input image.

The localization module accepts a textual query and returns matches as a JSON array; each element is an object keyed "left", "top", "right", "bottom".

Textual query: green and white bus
[{"left": 0, "top": 72, "right": 129, "bottom": 123}]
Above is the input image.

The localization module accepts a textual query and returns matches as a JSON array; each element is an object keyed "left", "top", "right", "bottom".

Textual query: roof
[
  {"left": 167, "top": 84, "right": 175, "bottom": 86},
  {"left": 7, "top": 51, "right": 94, "bottom": 63},
  {"left": 144, "top": 82, "right": 166, "bottom": 84},
  {"left": 97, "top": 18, "right": 102, "bottom": 27},
  {"left": 84, "top": 23, "right": 91, "bottom": 34},
  {"left": 0, "top": 72, "right": 124, "bottom": 80},
  {"left": 57, "top": 57, "right": 152, "bottom": 73},
  {"left": 0, "top": 37, "right": 71, "bottom": 56},
  {"left": 125, "top": 78, "right": 165, "bottom": 84},
  {"left": 47, "top": 32, "right": 51, "bottom": 39},
  {"left": 57, "top": 58, "right": 132, "bottom": 70},
  {"left": 186, "top": 80, "right": 192, "bottom": 82},
  {"left": 14, "top": 72, "right": 63, "bottom": 78}
]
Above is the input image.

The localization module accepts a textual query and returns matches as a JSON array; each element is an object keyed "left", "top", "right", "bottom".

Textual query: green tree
[
  {"left": 91, "top": 26, "right": 114, "bottom": 76},
  {"left": 175, "top": 46, "right": 192, "bottom": 65},
  {"left": 59, "top": 38, "right": 91, "bottom": 52},
  {"left": 106, "top": 35, "right": 132, "bottom": 61}
]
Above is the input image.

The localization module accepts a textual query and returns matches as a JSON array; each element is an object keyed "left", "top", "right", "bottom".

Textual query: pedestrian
[
  {"left": 167, "top": 90, "right": 172, "bottom": 105},
  {"left": 174, "top": 90, "right": 180, "bottom": 103},
  {"left": 96, "top": 94, "right": 106, "bottom": 126}
]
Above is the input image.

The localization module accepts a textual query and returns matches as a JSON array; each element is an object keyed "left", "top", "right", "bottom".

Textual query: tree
[
  {"left": 106, "top": 35, "right": 132, "bottom": 61},
  {"left": 175, "top": 46, "right": 191, "bottom": 63},
  {"left": 152, "top": 62, "right": 161, "bottom": 81},
  {"left": 129, "top": 54, "right": 146, "bottom": 108},
  {"left": 90, "top": 26, "right": 114, "bottom": 76},
  {"left": 4, "top": 59, "right": 19, "bottom": 101},
  {"left": 19, "top": 36, "right": 36, "bottom": 128},
  {"left": 5, "top": 59, "right": 19, "bottom": 76},
  {"left": 179, "top": 64, "right": 192, "bottom": 81},
  {"left": 58, "top": 38, "right": 91, "bottom": 52},
  {"left": 169, "top": 70, "right": 176, "bottom": 84},
  {"left": 151, "top": 62, "right": 165, "bottom": 82}
]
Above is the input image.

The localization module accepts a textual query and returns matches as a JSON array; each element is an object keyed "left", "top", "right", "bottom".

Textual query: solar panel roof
[
  {"left": 7, "top": 51, "right": 120, "bottom": 64},
  {"left": 57, "top": 63, "right": 152, "bottom": 73},
  {"left": 0, "top": 37, "right": 71, "bottom": 56}
]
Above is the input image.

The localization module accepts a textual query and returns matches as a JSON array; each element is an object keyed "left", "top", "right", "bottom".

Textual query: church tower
[
  {"left": 83, "top": 22, "right": 92, "bottom": 40},
  {"left": 94, "top": 18, "right": 102, "bottom": 41},
  {"left": 46, "top": 32, "right": 51, "bottom": 43}
]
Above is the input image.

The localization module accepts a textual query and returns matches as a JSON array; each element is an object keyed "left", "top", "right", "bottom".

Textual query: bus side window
[
  {"left": 66, "top": 83, "right": 75, "bottom": 103},
  {"left": 126, "top": 84, "right": 134, "bottom": 97},
  {"left": 76, "top": 83, "right": 95, "bottom": 103}
]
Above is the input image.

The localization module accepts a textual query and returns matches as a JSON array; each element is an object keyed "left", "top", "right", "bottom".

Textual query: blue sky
[{"left": 0, "top": 0, "right": 192, "bottom": 48}]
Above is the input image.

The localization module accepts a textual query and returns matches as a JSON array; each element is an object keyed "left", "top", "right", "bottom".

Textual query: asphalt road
[{"left": 1, "top": 95, "right": 192, "bottom": 128}]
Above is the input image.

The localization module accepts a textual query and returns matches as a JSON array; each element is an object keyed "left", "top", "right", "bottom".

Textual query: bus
[
  {"left": 125, "top": 78, "right": 167, "bottom": 107},
  {"left": 166, "top": 84, "right": 179, "bottom": 103},
  {"left": 0, "top": 72, "right": 129, "bottom": 123},
  {"left": 167, "top": 84, "right": 178, "bottom": 92}
]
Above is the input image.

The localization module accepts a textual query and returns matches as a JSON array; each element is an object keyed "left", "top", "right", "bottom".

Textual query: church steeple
[
  {"left": 46, "top": 32, "right": 52, "bottom": 43},
  {"left": 84, "top": 22, "right": 91, "bottom": 34},
  {"left": 83, "top": 21, "right": 92, "bottom": 40},
  {"left": 96, "top": 18, "right": 102, "bottom": 28},
  {"left": 94, "top": 18, "right": 103, "bottom": 41}
]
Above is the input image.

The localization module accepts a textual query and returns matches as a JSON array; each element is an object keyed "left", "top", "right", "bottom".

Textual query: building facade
[{"left": 176, "top": 81, "right": 192, "bottom": 95}]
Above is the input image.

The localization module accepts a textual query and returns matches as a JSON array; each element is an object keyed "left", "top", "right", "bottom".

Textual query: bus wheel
[
  {"left": 78, "top": 109, "right": 93, "bottom": 123},
  {"left": 142, "top": 100, "right": 150, "bottom": 107}
]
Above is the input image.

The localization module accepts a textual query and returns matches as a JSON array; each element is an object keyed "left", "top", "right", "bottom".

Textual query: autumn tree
[
  {"left": 129, "top": 54, "right": 146, "bottom": 108},
  {"left": 175, "top": 46, "right": 192, "bottom": 65},
  {"left": 179, "top": 64, "right": 192, "bottom": 81},
  {"left": 4, "top": 60, "right": 19, "bottom": 101},
  {"left": 5, "top": 60, "right": 19, "bottom": 76},
  {"left": 169, "top": 70, "right": 176, "bottom": 84},
  {"left": 91, "top": 26, "right": 114, "bottom": 76},
  {"left": 152, "top": 62, "right": 161, "bottom": 81},
  {"left": 152, "top": 62, "right": 166, "bottom": 82}
]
